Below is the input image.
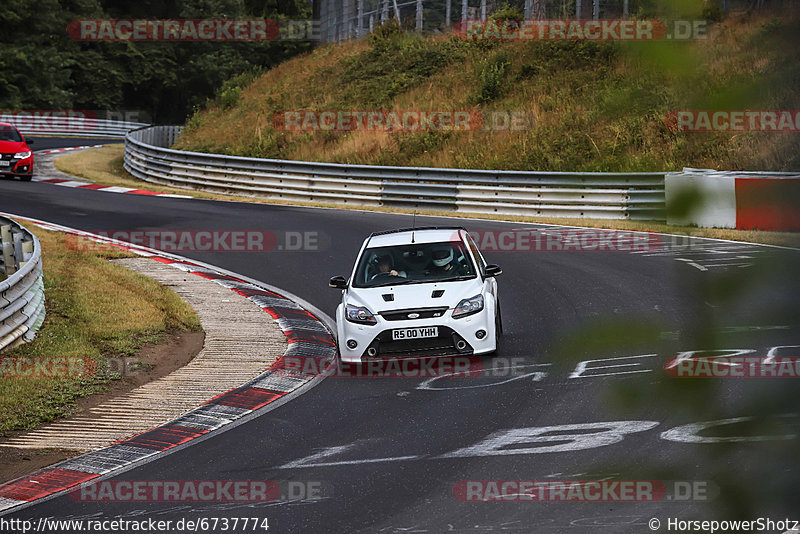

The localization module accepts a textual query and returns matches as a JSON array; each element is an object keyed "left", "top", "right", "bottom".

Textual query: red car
[{"left": 0, "top": 122, "right": 34, "bottom": 181}]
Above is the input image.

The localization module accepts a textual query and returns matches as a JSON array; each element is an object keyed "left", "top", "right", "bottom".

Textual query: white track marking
[
  {"left": 765, "top": 345, "right": 800, "bottom": 364},
  {"left": 661, "top": 415, "right": 798, "bottom": 444},
  {"left": 569, "top": 354, "right": 657, "bottom": 379},
  {"left": 416, "top": 363, "right": 550, "bottom": 391},
  {"left": 675, "top": 258, "right": 709, "bottom": 271},
  {"left": 439, "top": 421, "right": 660, "bottom": 457}
]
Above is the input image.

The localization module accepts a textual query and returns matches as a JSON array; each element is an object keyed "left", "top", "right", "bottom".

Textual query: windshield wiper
[
  {"left": 370, "top": 278, "right": 415, "bottom": 287},
  {"left": 369, "top": 275, "right": 474, "bottom": 287},
  {"left": 435, "top": 275, "right": 476, "bottom": 282}
]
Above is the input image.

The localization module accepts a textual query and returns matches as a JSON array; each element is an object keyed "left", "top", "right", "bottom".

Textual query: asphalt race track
[
  {"left": 24, "top": 137, "right": 123, "bottom": 151},
  {"left": 1, "top": 138, "right": 799, "bottom": 533}
]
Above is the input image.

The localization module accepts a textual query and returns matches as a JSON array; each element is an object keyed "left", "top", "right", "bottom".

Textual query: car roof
[
  {"left": 366, "top": 227, "right": 465, "bottom": 248},
  {"left": 0, "top": 122, "right": 18, "bottom": 128}
]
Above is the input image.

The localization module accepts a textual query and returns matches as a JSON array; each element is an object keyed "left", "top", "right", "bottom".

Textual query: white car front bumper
[{"left": 336, "top": 301, "right": 497, "bottom": 363}]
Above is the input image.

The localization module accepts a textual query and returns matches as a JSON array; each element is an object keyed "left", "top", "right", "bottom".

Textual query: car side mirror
[
  {"left": 484, "top": 264, "right": 502, "bottom": 277},
  {"left": 329, "top": 276, "right": 347, "bottom": 289},
  {"left": 26, "top": 138, "right": 34, "bottom": 144}
]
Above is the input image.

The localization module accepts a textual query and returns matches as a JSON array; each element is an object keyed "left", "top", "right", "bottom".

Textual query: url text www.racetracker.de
[{"left": 1, "top": 516, "right": 271, "bottom": 533}]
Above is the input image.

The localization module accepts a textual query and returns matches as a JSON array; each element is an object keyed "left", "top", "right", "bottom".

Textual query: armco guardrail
[
  {"left": 125, "top": 125, "right": 667, "bottom": 220},
  {"left": 0, "top": 217, "right": 45, "bottom": 352},
  {"left": 1, "top": 115, "right": 149, "bottom": 138}
]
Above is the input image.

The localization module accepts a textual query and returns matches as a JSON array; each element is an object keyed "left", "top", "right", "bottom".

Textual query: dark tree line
[{"left": 0, "top": 0, "right": 311, "bottom": 123}]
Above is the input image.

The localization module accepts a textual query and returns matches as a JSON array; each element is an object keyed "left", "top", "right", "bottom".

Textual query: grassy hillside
[{"left": 175, "top": 9, "right": 800, "bottom": 172}]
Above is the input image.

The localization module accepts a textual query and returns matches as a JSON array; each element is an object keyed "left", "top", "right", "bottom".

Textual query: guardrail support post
[
  {"left": 1, "top": 224, "right": 15, "bottom": 275},
  {"left": 21, "top": 240, "right": 34, "bottom": 267},
  {"left": 12, "top": 233, "right": 23, "bottom": 270}
]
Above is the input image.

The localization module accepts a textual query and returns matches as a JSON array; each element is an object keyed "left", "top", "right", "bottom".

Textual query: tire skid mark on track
[{"left": 0, "top": 215, "right": 336, "bottom": 514}]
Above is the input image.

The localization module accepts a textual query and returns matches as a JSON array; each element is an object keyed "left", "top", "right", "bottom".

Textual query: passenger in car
[{"left": 427, "top": 245, "right": 465, "bottom": 275}]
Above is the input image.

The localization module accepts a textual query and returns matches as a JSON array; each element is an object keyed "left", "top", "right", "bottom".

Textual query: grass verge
[
  {"left": 54, "top": 145, "right": 800, "bottom": 248},
  {"left": 0, "top": 223, "right": 201, "bottom": 434}
]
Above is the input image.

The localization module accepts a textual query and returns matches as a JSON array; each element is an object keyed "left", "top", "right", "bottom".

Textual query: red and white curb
[
  {"left": 32, "top": 175, "right": 191, "bottom": 198},
  {"left": 0, "top": 215, "right": 336, "bottom": 513},
  {"left": 35, "top": 145, "right": 104, "bottom": 156},
  {"left": 31, "top": 146, "right": 191, "bottom": 198}
]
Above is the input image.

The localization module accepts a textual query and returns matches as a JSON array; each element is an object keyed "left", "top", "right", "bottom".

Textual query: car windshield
[
  {"left": 0, "top": 126, "right": 23, "bottom": 142},
  {"left": 352, "top": 241, "right": 477, "bottom": 288}
]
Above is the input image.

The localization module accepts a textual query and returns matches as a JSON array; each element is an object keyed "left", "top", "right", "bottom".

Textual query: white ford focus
[{"left": 329, "top": 227, "right": 502, "bottom": 363}]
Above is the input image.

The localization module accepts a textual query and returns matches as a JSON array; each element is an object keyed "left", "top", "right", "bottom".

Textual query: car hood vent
[
  {"left": 431, "top": 290, "right": 445, "bottom": 298},
  {"left": 382, "top": 293, "right": 394, "bottom": 302}
]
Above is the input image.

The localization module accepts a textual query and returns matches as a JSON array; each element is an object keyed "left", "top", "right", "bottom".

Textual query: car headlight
[
  {"left": 14, "top": 151, "right": 32, "bottom": 159},
  {"left": 345, "top": 304, "right": 377, "bottom": 325},
  {"left": 453, "top": 294, "right": 484, "bottom": 318}
]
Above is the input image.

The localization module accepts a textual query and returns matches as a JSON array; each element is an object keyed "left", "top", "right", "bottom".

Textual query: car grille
[
  {"left": 0, "top": 153, "right": 14, "bottom": 161},
  {"left": 379, "top": 307, "right": 449, "bottom": 321},
  {"left": 364, "top": 326, "right": 473, "bottom": 358}
]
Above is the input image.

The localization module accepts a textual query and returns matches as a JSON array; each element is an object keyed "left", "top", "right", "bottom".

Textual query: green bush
[
  {"left": 341, "top": 30, "right": 463, "bottom": 107},
  {"left": 477, "top": 51, "right": 510, "bottom": 103},
  {"left": 213, "top": 69, "right": 263, "bottom": 110},
  {"left": 490, "top": 3, "right": 524, "bottom": 20}
]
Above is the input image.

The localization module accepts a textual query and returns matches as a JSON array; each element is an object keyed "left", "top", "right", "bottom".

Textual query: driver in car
[{"left": 373, "top": 254, "right": 406, "bottom": 279}]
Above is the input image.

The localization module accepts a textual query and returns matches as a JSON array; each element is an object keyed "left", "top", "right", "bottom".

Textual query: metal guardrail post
[{"left": 1, "top": 224, "right": 16, "bottom": 275}]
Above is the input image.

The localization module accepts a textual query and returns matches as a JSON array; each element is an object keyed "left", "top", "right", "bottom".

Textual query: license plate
[
  {"left": 0, "top": 161, "right": 9, "bottom": 167},
  {"left": 392, "top": 327, "right": 438, "bottom": 340}
]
